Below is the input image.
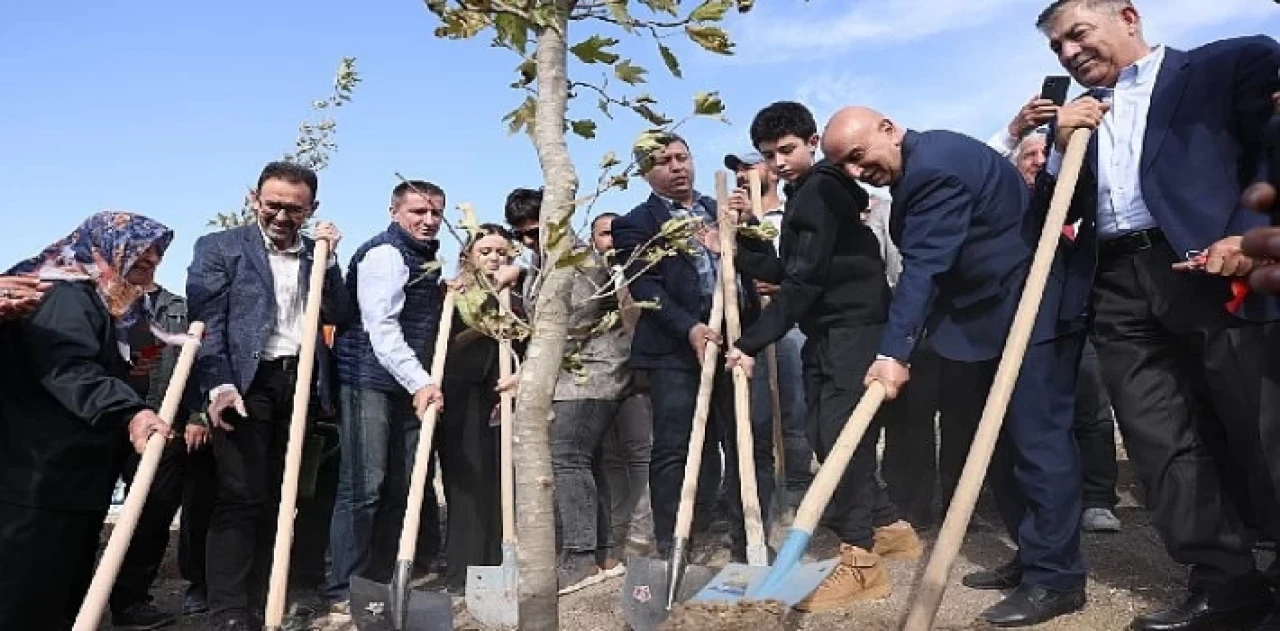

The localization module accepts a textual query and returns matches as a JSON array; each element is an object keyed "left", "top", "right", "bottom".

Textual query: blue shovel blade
[{"left": 689, "top": 558, "right": 839, "bottom": 608}]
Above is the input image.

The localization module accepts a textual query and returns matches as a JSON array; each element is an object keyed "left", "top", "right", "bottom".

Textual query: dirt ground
[{"left": 110, "top": 458, "right": 1273, "bottom": 631}]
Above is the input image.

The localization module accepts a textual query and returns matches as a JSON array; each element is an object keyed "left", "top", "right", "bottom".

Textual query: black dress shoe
[
  {"left": 1130, "top": 592, "right": 1271, "bottom": 630},
  {"left": 980, "top": 584, "right": 1086, "bottom": 627},
  {"left": 962, "top": 559, "right": 1022, "bottom": 590}
]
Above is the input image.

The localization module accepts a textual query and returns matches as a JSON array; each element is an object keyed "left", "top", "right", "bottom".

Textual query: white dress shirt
[
  {"left": 1048, "top": 45, "right": 1166, "bottom": 240},
  {"left": 356, "top": 244, "right": 434, "bottom": 394},
  {"left": 986, "top": 128, "right": 1021, "bottom": 160},
  {"left": 261, "top": 227, "right": 305, "bottom": 360}
]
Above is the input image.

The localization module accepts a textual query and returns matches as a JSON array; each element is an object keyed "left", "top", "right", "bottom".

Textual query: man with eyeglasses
[{"left": 187, "top": 161, "right": 354, "bottom": 631}]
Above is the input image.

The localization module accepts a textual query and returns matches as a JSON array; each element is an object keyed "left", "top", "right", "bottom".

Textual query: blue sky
[{"left": 2, "top": 0, "right": 1277, "bottom": 289}]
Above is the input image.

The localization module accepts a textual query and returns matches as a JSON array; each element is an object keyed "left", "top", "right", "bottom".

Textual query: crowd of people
[{"left": 0, "top": 0, "right": 1278, "bottom": 630}]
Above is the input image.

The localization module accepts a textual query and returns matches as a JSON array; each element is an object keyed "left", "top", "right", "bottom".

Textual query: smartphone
[{"left": 1040, "top": 75, "right": 1072, "bottom": 106}]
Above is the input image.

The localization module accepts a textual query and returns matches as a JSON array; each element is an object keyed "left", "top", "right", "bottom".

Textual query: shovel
[
  {"left": 691, "top": 382, "right": 887, "bottom": 607},
  {"left": 352, "top": 288, "right": 458, "bottom": 631},
  {"left": 621, "top": 285, "right": 725, "bottom": 631},
  {"left": 748, "top": 169, "right": 794, "bottom": 536},
  {"left": 713, "top": 170, "right": 769, "bottom": 567},
  {"left": 258, "top": 237, "right": 334, "bottom": 631},
  {"left": 901, "top": 128, "right": 1094, "bottom": 630},
  {"left": 72, "top": 322, "right": 205, "bottom": 631},
  {"left": 466, "top": 289, "right": 518, "bottom": 628}
]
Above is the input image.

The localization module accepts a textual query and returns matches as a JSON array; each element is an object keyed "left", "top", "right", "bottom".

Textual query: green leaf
[
  {"left": 685, "top": 25, "right": 734, "bottom": 55},
  {"left": 632, "top": 103, "right": 672, "bottom": 126},
  {"left": 657, "top": 43, "right": 683, "bottom": 78},
  {"left": 457, "top": 202, "right": 481, "bottom": 233},
  {"left": 501, "top": 96, "right": 537, "bottom": 136},
  {"left": 597, "top": 98, "right": 613, "bottom": 119},
  {"left": 735, "top": 0, "right": 755, "bottom": 12},
  {"left": 570, "top": 35, "right": 621, "bottom": 65},
  {"left": 600, "top": 151, "right": 621, "bottom": 169},
  {"left": 609, "top": 174, "right": 630, "bottom": 190},
  {"left": 613, "top": 60, "right": 648, "bottom": 85},
  {"left": 606, "top": 0, "right": 634, "bottom": 31},
  {"left": 493, "top": 13, "right": 528, "bottom": 53},
  {"left": 570, "top": 119, "right": 598, "bottom": 139},
  {"left": 512, "top": 58, "right": 536, "bottom": 88},
  {"left": 693, "top": 91, "right": 725, "bottom": 117},
  {"left": 434, "top": 8, "right": 490, "bottom": 39},
  {"left": 638, "top": 0, "right": 678, "bottom": 16},
  {"left": 689, "top": 0, "right": 732, "bottom": 22},
  {"left": 633, "top": 93, "right": 657, "bottom": 105},
  {"left": 555, "top": 246, "right": 594, "bottom": 269}
]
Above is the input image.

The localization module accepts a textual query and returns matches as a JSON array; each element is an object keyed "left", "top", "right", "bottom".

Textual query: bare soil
[{"left": 104, "top": 458, "right": 1273, "bottom": 630}]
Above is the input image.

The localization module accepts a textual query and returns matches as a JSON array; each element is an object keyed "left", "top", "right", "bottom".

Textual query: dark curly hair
[
  {"left": 749, "top": 101, "right": 818, "bottom": 149},
  {"left": 503, "top": 187, "right": 543, "bottom": 227}
]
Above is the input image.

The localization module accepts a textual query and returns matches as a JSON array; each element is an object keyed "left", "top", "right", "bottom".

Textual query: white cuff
[
  {"left": 875, "top": 354, "right": 911, "bottom": 368},
  {"left": 209, "top": 384, "right": 238, "bottom": 403}
]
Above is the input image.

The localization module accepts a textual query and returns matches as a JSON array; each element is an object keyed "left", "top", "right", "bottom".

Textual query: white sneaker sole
[{"left": 557, "top": 571, "right": 606, "bottom": 595}]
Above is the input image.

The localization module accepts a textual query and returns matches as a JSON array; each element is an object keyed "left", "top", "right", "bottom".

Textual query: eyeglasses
[
  {"left": 261, "top": 200, "right": 311, "bottom": 219},
  {"left": 513, "top": 228, "right": 539, "bottom": 241}
]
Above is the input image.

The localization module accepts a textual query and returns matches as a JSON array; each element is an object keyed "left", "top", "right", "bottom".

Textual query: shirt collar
[
  {"left": 658, "top": 192, "right": 709, "bottom": 215},
  {"left": 257, "top": 221, "right": 304, "bottom": 255},
  {"left": 1116, "top": 45, "right": 1165, "bottom": 90}
]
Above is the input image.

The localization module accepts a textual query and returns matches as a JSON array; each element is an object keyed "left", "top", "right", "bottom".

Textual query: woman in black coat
[{"left": 0, "top": 211, "right": 176, "bottom": 630}]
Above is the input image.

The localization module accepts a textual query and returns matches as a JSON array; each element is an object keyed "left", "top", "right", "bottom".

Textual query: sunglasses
[{"left": 513, "top": 228, "right": 539, "bottom": 241}]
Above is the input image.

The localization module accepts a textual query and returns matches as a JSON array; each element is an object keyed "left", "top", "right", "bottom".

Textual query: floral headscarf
[{"left": 7, "top": 211, "right": 174, "bottom": 329}]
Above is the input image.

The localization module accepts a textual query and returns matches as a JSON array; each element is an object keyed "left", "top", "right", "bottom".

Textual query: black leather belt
[
  {"left": 261, "top": 356, "right": 300, "bottom": 372},
  {"left": 1099, "top": 228, "right": 1166, "bottom": 257}
]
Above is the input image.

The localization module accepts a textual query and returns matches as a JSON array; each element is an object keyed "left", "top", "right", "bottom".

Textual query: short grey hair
[
  {"left": 1013, "top": 131, "right": 1049, "bottom": 165},
  {"left": 1035, "top": 0, "right": 1132, "bottom": 31}
]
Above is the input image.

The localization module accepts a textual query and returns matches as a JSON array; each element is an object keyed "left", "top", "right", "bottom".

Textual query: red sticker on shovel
[{"left": 632, "top": 586, "right": 652, "bottom": 603}]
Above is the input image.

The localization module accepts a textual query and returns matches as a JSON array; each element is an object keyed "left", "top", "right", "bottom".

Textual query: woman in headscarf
[{"left": 0, "top": 210, "right": 177, "bottom": 631}]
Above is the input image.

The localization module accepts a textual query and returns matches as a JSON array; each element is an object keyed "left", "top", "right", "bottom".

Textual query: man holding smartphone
[{"left": 987, "top": 77, "right": 1069, "bottom": 159}]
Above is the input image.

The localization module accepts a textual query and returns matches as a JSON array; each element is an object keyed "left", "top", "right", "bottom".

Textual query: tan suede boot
[{"left": 794, "top": 545, "right": 890, "bottom": 612}]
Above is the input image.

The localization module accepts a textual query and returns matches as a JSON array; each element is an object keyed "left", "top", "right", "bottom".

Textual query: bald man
[{"left": 822, "top": 106, "right": 1090, "bottom": 627}]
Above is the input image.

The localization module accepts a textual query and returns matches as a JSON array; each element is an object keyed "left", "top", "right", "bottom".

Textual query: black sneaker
[
  {"left": 111, "top": 601, "right": 176, "bottom": 630},
  {"left": 556, "top": 551, "right": 604, "bottom": 595},
  {"left": 183, "top": 584, "right": 209, "bottom": 616}
]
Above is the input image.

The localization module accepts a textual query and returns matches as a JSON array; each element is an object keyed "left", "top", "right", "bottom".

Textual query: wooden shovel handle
[
  {"left": 73, "top": 322, "right": 205, "bottom": 631},
  {"left": 265, "top": 238, "right": 332, "bottom": 629},
  {"left": 902, "top": 128, "right": 1093, "bottom": 630},
  {"left": 498, "top": 289, "right": 517, "bottom": 544},
  {"left": 672, "top": 287, "right": 725, "bottom": 541},
  {"left": 715, "top": 170, "right": 767, "bottom": 560},
  {"left": 397, "top": 289, "right": 458, "bottom": 563},
  {"left": 792, "top": 382, "right": 885, "bottom": 532}
]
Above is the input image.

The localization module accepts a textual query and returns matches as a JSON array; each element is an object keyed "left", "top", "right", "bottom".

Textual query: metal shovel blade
[
  {"left": 465, "top": 543, "right": 518, "bottom": 628},
  {"left": 689, "top": 558, "right": 839, "bottom": 608},
  {"left": 621, "top": 555, "right": 717, "bottom": 631},
  {"left": 350, "top": 575, "right": 453, "bottom": 631}
]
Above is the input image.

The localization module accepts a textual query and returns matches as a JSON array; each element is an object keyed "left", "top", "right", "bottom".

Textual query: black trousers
[
  {"left": 648, "top": 366, "right": 772, "bottom": 554},
  {"left": 109, "top": 430, "right": 216, "bottom": 612},
  {"left": 0, "top": 502, "right": 104, "bottom": 631},
  {"left": 437, "top": 379, "right": 502, "bottom": 590},
  {"left": 881, "top": 339, "right": 942, "bottom": 528},
  {"left": 802, "top": 325, "right": 898, "bottom": 549},
  {"left": 1074, "top": 338, "right": 1119, "bottom": 511},
  {"left": 1092, "top": 242, "right": 1274, "bottom": 600},
  {"left": 207, "top": 360, "right": 301, "bottom": 616}
]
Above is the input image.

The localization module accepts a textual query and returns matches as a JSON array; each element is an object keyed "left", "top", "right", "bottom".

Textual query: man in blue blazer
[
  {"left": 187, "top": 161, "right": 354, "bottom": 630},
  {"left": 823, "top": 106, "right": 1089, "bottom": 627},
  {"left": 611, "top": 133, "right": 771, "bottom": 563},
  {"left": 1039, "top": 1, "right": 1280, "bottom": 629}
]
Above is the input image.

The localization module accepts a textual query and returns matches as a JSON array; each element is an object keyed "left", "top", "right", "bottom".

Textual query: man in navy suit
[
  {"left": 823, "top": 106, "right": 1089, "bottom": 627},
  {"left": 1040, "top": 1, "right": 1280, "bottom": 629},
  {"left": 611, "top": 133, "right": 772, "bottom": 563},
  {"left": 187, "top": 161, "right": 354, "bottom": 630}
]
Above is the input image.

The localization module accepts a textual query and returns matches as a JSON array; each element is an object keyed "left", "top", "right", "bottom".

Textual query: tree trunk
[{"left": 515, "top": 2, "right": 577, "bottom": 628}]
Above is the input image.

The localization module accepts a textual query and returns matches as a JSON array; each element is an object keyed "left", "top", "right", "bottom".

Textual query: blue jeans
[
  {"left": 325, "top": 385, "right": 436, "bottom": 602},
  {"left": 750, "top": 327, "right": 812, "bottom": 493}
]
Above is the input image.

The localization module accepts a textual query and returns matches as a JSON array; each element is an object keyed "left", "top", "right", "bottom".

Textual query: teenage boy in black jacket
[{"left": 724, "top": 101, "right": 920, "bottom": 612}]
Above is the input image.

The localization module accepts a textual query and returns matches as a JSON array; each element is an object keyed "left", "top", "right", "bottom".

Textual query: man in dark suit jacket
[
  {"left": 823, "top": 106, "right": 1089, "bottom": 627},
  {"left": 187, "top": 161, "right": 353, "bottom": 630},
  {"left": 611, "top": 133, "right": 771, "bottom": 563},
  {"left": 1038, "top": 2, "right": 1280, "bottom": 629}
]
